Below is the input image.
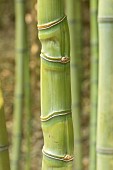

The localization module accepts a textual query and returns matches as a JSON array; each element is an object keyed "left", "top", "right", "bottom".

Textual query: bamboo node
[
  {"left": 37, "top": 15, "right": 67, "bottom": 30},
  {"left": 0, "top": 145, "right": 9, "bottom": 152},
  {"left": 64, "top": 155, "right": 74, "bottom": 161},
  {"left": 42, "top": 149, "right": 74, "bottom": 162},
  {"left": 41, "top": 52, "right": 70, "bottom": 64},
  {"left": 97, "top": 147, "right": 113, "bottom": 155},
  {"left": 61, "top": 57, "right": 70, "bottom": 63},
  {"left": 98, "top": 16, "right": 113, "bottom": 23},
  {"left": 41, "top": 110, "right": 71, "bottom": 122}
]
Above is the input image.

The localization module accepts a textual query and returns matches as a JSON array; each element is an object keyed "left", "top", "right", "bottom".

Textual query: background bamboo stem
[
  {"left": 0, "top": 83, "right": 10, "bottom": 170},
  {"left": 66, "top": 0, "right": 83, "bottom": 169},
  {"left": 97, "top": 0, "right": 113, "bottom": 169},
  {"left": 89, "top": 0, "right": 98, "bottom": 169},
  {"left": 11, "top": 0, "right": 27, "bottom": 170},
  {"left": 24, "top": 47, "right": 31, "bottom": 170}
]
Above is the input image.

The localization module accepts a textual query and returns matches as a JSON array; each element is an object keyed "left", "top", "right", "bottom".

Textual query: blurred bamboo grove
[{"left": 0, "top": 0, "right": 101, "bottom": 170}]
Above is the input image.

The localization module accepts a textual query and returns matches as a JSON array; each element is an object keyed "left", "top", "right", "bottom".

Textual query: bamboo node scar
[
  {"left": 98, "top": 16, "right": 113, "bottom": 23},
  {"left": 42, "top": 149, "right": 74, "bottom": 162},
  {"left": 37, "top": 15, "right": 67, "bottom": 30},
  {"left": 97, "top": 147, "right": 113, "bottom": 155},
  {"left": 41, "top": 52, "right": 70, "bottom": 64},
  {"left": 41, "top": 110, "right": 71, "bottom": 122},
  {"left": 0, "top": 145, "right": 9, "bottom": 152}
]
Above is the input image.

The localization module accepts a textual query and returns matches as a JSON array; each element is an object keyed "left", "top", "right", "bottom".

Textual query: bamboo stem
[
  {"left": 65, "top": 0, "right": 83, "bottom": 169},
  {"left": 0, "top": 83, "right": 10, "bottom": 170},
  {"left": 89, "top": 0, "right": 98, "bottom": 170},
  {"left": 97, "top": 0, "right": 113, "bottom": 169},
  {"left": 24, "top": 47, "right": 31, "bottom": 170},
  {"left": 11, "top": 0, "right": 26, "bottom": 169},
  {"left": 38, "top": 0, "right": 74, "bottom": 169}
]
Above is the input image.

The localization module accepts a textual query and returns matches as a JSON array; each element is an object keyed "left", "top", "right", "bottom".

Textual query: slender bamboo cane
[
  {"left": 24, "top": 46, "right": 31, "bottom": 170},
  {"left": 89, "top": 0, "right": 98, "bottom": 170},
  {"left": 37, "top": 0, "right": 74, "bottom": 169},
  {"left": 0, "top": 83, "right": 10, "bottom": 170},
  {"left": 65, "top": 0, "right": 83, "bottom": 169},
  {"left": 11, "top": 0, "right": 26, "bottom": 169},
  {"left": 97, "top": 0, "right": 113, "bottom": 169}
]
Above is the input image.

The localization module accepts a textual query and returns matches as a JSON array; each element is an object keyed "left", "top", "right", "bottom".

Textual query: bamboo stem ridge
[
  {"left": 38, "top": 0, "right": 74, "bottom": 169},
  {"left": 89, "top": 0, "right": 98, "bottom": 169},
  {"left": 0, "top": 84, "right": 10, "bottom": 170},
  {"left": 97, "top": 0, "right": 113, "bottom": 169}
]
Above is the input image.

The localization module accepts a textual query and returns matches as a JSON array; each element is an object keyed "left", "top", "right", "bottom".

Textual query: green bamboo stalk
[
  {"left": 37, "top": 0, "right": 74, "bottom": 169},
  {"left": 11, "top": 0, "right": 26, "bottom": 170},
  {"left": 97, "top": 0, "right": 113, "bottom": 169},
  {"left": 65, "top": 0, "right": 83, "bottom": 169},
  {"left": 0, "top": 83, "right": 10, "bottom": 170},
  {"left": 89, "top": 0, "right": 98, "bottom": 170},
  {"left": 24, "top": 46, "right": 31, "bottom": 170}
]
